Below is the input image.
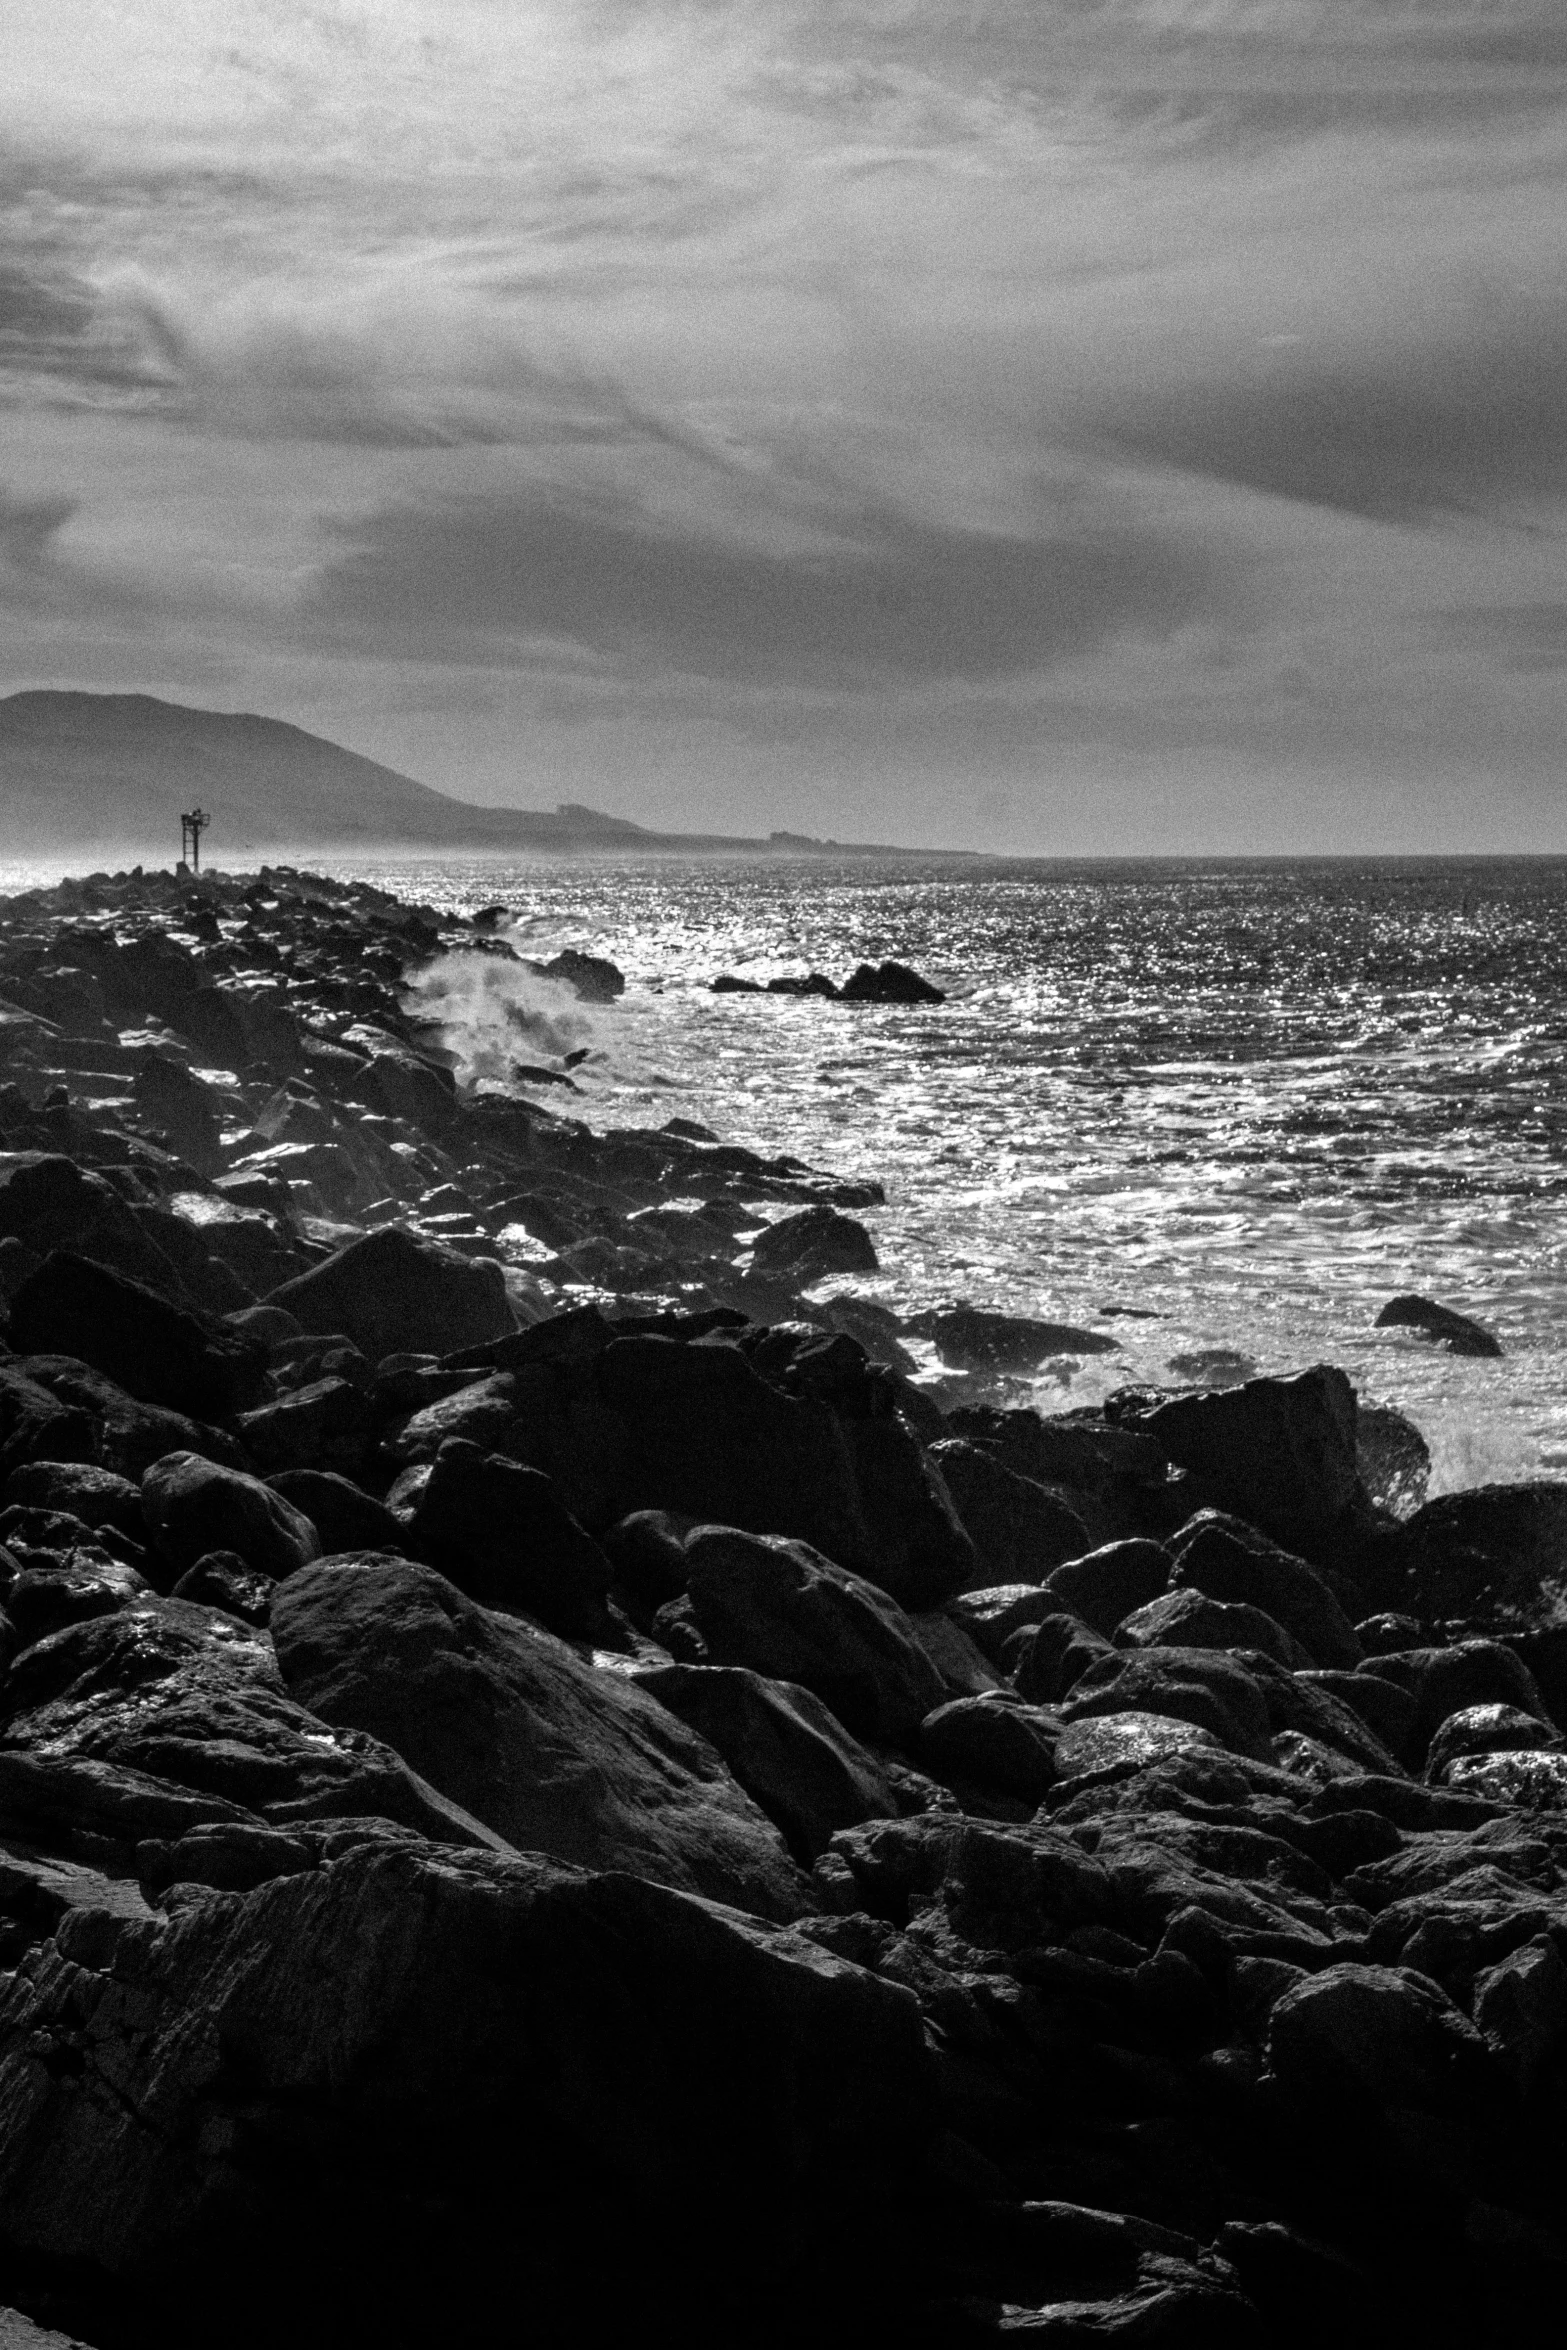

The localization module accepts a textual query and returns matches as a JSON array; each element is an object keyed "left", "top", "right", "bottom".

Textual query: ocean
[{"left": 316, "top": 850, "right": 1567, "bottom": 1498}]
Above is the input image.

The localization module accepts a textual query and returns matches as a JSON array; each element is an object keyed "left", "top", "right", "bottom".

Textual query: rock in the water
[
  {"left": 1130, "top": 1366, "right": 1362, "bottom": 1553},
  {"left": 1356, "top": 1401, "right": 1432, "bottom": 1519},
  {"left": 267, "top": 1225, "right": 513, "bottom": 1360},
  {"left": 632, "top": 1661, "right": 897, "bottom": 1862},
  {"left": 683, "top": 1525, "right": 947, "bottom": 1745},
  {"left": 141, "top": 1452, "right": 322, "bottom": 1587},
  {"left": 270, "top": 1556, "right": 805, "bottom": 1917},
  {"left": 750, "top": 1205, "right": 878, "bottom": 1282},
  {"left": 928, "top": 1440, "right": 1092, "bottom": 1585},
  {"left": 907, "top": 1306, "right": 1118, "bottom": 1369},
  {"left": 1170, "top": 1512, "right": 1361, "bottom": 1668},
  {"left": 1376, "top": 1294, "right": 1503, "bottom": 1358},
  {"left": 406, "top": 1437, "right": 611, "bottom": 1638},
  {"left": 0, "top": 1840, "right": 926, "bottom": 2338},
  {"left": 1042, "top": 1540, "right": 1172, "bottom": 1638},
  {"left": 1395, "top": 1481, "right": 1567, "bottom": 1629},
  {"left": 838, "top": 960, "right": 945, "bottom": 1004},
  {"left": 531, "top": 946, "right": 625, "bottom": 1001},
  {"left": 7, "top": 1253, "right": 263, "bottom": 1421}
]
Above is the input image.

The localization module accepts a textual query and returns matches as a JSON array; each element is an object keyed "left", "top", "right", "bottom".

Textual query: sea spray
[{"left": 402, "top": 946, "right": 598, "bottom": 1090}]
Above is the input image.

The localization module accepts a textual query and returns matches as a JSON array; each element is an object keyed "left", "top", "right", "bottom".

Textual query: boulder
[
  {"left": 1356, "top": 1402, "right": 1432, "bottom": 1519},
  {"left": 1375, "top": 1295, "right": 1503, "bottom": 1359},
  {"left": 130, "top": 1055, "right": 223, "bottom": 1174},
  {"left": 266, "top": 1226, "right": 513, "bottom": 1361},
  {"left": 0, "top": 1154, "right": 185, "bottom": 1296},
  {"left": 917, "top": 1695, "right": 1060, "bottom": 1803},
  {"left": 1, "top": 1596, "right": 503, "bottom": 1845},
  {"left": 0, "top": 1364, "right": 97, "bottom": 1481},
  {"left": 15, "top": 1357, "right": 244, "bottom": 1480},
  {"left": 1059, "top": 1646, "right": 1275, "bottom": 1762},
  {"left": 1268, "top": 1962, "right": 1506, "bottom": 2116},
  {"left": 5, "top": 1557, "right": 149, "bottom": 1648},
  {"left": 1395, "top": 1483, "right": 1567, "bottom": 1630},
  {"left": 1424, "top": 1704, "right": 1563, "bottom": 1785},
  {"left": 632, "top": 1662, "right": 897, "bottom": 1862},
  {"left": 1009, "top": 1613, "right": 1116, "bottom": 1705},
  {"left": 1357, "top": 1640, "right": 1551, "bottom": 1756},
  {"left": 236, "top": 1377, "right": 373, "bottom": 1478},
  {"left": 1235, "top": 1650, "right": 1408, "bottom": 1777},
  {"left": 141, "top": 1452, "right": 321, "bottom": 1587},
  {"left": 1472, "top": 1936, "right": 1567, "bottom": 2093},
  {"left": 1116, "top": 1587, "right": 1311, "bottom": 1671},
  {"left": 1131, "top": 1367, "right": 1362, "bottom": 1552},
  {"left": 1170, "top": 1513, "right": 1361, "bottom": 1668},
  {"left": 907, "top": 1307, "right": 1118, "bottom": 1371},
  {"left": 750, "top": 1206, "right": 878, "bottom": 1282},
  {"left": 944, "top": 1582, "right": 1064, "bottom": 1664},
  {"left": 270, "top": 1557, "right": 804, "bottom": 1919},
  {"left": 928, "top": 1441, "right": 1092, "bottom": 1586},
  {"left": 406, "top": 1439, "right": 612, "bottom": 1638},
  {"left": 266, "top": 1470, "right": 405, "bottom": 1559},
  {"left": 683, "top": 1526, "right": 947, "bottom": 1746},
  {"left": 0, "top": 1841, "right": 927, "bottom": 2340},
  {"left": 169, "top": 1551, "right": 276, "bottom": 1626},
  {"left": 1041, "top": 1540, "right": 1172, "bottom": 1638},
  {"left": 601, "top": 1509, "right": 693, "bottom": 1611},
  {"left": 6, "top": 1253, "right": 263, "bottom": 1422},
  {"left": 2, "top": 1462, "right": 143, "bottom": 1543}
]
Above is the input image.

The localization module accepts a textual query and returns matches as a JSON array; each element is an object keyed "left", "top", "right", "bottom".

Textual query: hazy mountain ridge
[{"left": 0, "top": 690, "right": 934, "bottom": 858}]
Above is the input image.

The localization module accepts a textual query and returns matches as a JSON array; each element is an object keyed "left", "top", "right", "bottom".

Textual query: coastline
[{"left": 0, "top": 862, "right": 1563, "bottom": 2345}]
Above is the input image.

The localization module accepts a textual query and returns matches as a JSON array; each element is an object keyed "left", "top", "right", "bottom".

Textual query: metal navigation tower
[{"left": 179, "top": 808, "right": 211, "bottom": 873}]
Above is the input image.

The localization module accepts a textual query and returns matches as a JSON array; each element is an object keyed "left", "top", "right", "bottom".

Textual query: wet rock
[
  {"left": 750, "top": 1205, "right": 878, "bottom": 1282},
  {"left": 169, "top": 1550, "right": 276, "bottom": 1625},
  {"left": 1170, "top": 1512, "right": 1361, "bottom": 1668},
  {"left": 1236, "top": 1650, "right": 1408, "bottom": 1777},
  {"left": 1116, "top": 1587, "right": 1312, "bottom": 1671},
  {"left": 839, "top": 960, "right": 945, "bottom": 1004},
  {"left": 237, "top": 1375, "right": 373, "bottom": 1478},
  {"left": 267, "top": 1225, "right": 513, "bottom": 1361},
  {"left": 5, "top": 1558, "right": 149, "bottom": 1647},
  {"left": 917, "top": 1694, "right": 1060, "bottom": 1803},
  {"left": 0, "top": 1154, "right": 185, "bottom": 1294},
  {"left": 928, "top": 1440, "right": 1092, "bottom": 1585},
  {"left": 1295, "top": 1667, "right": 1418, "bottom": 1760},
  {"left": 1395, "top": 1481, "right": 1567, "bottom": 1630},
  {"left": 1425, "top": 1703, "right": 1563, "bottom": 1784},
  {"left": 907, "top": 1306, "right": 1118, "bottom": 1370},
  {"left": 8, "top": 1252, "right": 264, "bottom": 1422},
  {"left": 1356, "top": 1402, "right": 1432, "bottom": 1519},
  {"left": 905, "top": 1608, "right": 1001, "bottom": 1697},
  {"left": 1473, "top": 1935, "right": 1567, "bottom": 2092},
  {"left": 266, "top": 1470, "right": 405, "bottom": 1559},
  {"left": 1041, "top": 1540, "right": 1173, "bottom": 1637},
  {"left": 1446, "top": 1749, "right": 1567, "bottom": 1808},
  {"left": 1, "top": 1596, "right": 502, "bottom": 1844},
  {"left": 683, "top": 1524, "right": 946, "bottom": 1746},
  {"left": 405, "top": 1437, "right": 612, "bottom": 1638},
  {"left": 15, "top": 1356, "right": 244, "bottom": 1480},
  {"left": 1061, "top": 1647, "right": 1275, "bottom": 1762},
  {"left": 632, "top": 1661, "right": 897, "bottom": 1863},
  {"left": 141, "top": 1452, "right": 322, "bottom": 1587},
  {"left": 0, "top": 1840, "right": 925, "bottom": 2340},
  {"left": 1129, "top": 1366, "right": 1362, "bottom": 1553},
  {"left": 270, "top": 1556, "right": 804, "bottom": 1917},
  {"left": 1376, "top": 1293, "right": 1503, "bottom": 1358},
  {"left": 531, "top": 946, "right": 625, "bottom": 1001},
  {"left": 0, "top": 1364, "right": 97, "bottom": 1480},
  {"left": 1356, "top": 1639, "right": 1551, "bottom": 1756}
]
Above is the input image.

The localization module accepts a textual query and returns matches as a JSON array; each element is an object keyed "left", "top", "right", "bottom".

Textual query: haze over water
[{"left": 318, "top": 851, "right": 1567, "bottom": 1499}]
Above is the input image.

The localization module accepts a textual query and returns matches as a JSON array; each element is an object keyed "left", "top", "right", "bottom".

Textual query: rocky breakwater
[{"left": 0, "top": 870, "right": 1562, "bottom": 2344}]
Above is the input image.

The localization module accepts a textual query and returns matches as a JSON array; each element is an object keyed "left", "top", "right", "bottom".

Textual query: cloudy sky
[{"left": 3, "top": 1, "right": 1565, "bottom": 849}]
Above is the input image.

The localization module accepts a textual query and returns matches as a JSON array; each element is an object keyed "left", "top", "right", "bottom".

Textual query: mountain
[{"left": 0, "top": 691, "right": 934, "bottom": 860}]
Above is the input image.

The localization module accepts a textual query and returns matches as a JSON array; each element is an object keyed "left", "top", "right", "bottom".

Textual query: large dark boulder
[
  {"left": 270, "top": 1557, "right": 804, "bottom": 1919},
  {"left": 928, "top": 1440, "right": 1091, "bottom": 1586},
  {"left": 632, "top": 1661, "right": 897, "bottom": 1862},
  {"left": 917, "top": 1694, "right": 1060, "bottom": 1803},
  {"left": 0, "top": 1364, "right": 97, "bottom": 1480},
  {"left": 908, "top": 1307, "right": 1118, "bottom": 1370},
  {"left": 1129, "top": 1366, "right": 1362, "bottom": 1554},
  {"left": 1356, "top": 1640, "right": 1552, "bottom": 1757},
  {"left": 266, "top": 1471, "right": 405, "bottom": 1559},
  {"left": 0, "top": 1842, "right": 928, "bottom": 2343},
  {"left": 3, "top": 1462, "right": 143, "bottom": 1543},
  {"left": 6, "top": 1253, "right": 263, "bottom": 1421},
  {"left": 1115, "top": 1586, "right": 1312, "bottom": 1671},
  {"left": 1170, "top": 1512, "right": 1362, "bottom": 1669},
  {"left": 0, "top": 1154, "right": 187, "bottom": 1297},
  {"left": 750, "top": 1206, "right": 878, "bottom": 1282},
  {"left": 406, "top": 1438, "right": 611, "bottom": 1638},
  {"left": 266, "top": 1226, "right": 513, "bottom": 1361},
  {"left": 1395, "top": 1483, "right": 1567, "bottom": 1630},
  {"left": 683, "top": 1526, "right": 946, "bottom": 1746},
  {"left": 236, "top": 1376, "right": 373, "bottom": 1478},
  {"left": 141, "top": 1452, "right": 321, "bottom": 1587},
  {"left": 0, "top": 1597, "right": 501, "bottom": 1844},
  {"left": 1041, "top": 1539, "right": 1172, "bottom": 1637},
  {"left": 1059, "top": 1645, "right": 1275, "bottom": 1762},
  {"left": 1269, "top": 1962, "right": 1506, "bottom": 2115},
  {"left": 1375, "top": 1294, "right": 1503, "bottom": 1359},
  {"left": 15, "top": 1357, "right": 244, "bottom": 1480},
  {"left": 839, "top": 960, "right": 944, "bottom": 1004}
]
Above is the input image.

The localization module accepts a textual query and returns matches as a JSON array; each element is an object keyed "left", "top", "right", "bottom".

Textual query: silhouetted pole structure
[{"left": 179, "top": 808, "right": 210, "bottom": 873}]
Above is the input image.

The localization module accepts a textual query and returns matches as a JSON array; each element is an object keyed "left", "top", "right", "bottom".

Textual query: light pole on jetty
[{"left": 179, "top": 808, "right": 210, "bottom": 874}]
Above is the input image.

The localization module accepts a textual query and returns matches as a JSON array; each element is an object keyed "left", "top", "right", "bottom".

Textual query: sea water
[{"left": 318, "top": 852, "right": 1567, "bottom": 1496}]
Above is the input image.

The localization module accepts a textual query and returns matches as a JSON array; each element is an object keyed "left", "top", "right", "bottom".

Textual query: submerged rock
[{"left": 1376, "top": 1293, "right": 1503, "bottom": 1358}]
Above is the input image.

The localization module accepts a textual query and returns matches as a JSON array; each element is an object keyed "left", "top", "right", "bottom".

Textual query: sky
[{"left": 2, "top": 0, "right": 1565, "bottom": 851}]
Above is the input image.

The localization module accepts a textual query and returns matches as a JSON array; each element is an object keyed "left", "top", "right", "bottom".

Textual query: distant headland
[{"left": 0, "top": 690, "right": 969, "bottom": 861}]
